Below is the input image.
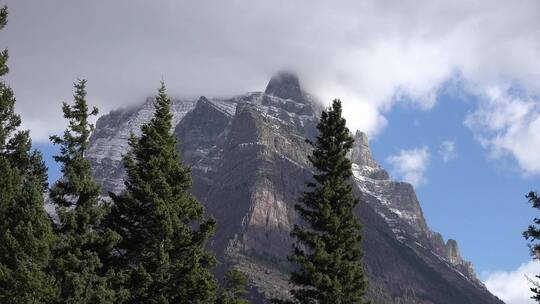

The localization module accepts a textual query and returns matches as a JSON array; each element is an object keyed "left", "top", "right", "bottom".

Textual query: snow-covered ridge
[
  {"left": 87, "top": 88, "right": 320, "bottom": 194},
  {"left": 349, "top": 133, "right": 481, "bottom": 285},
  {"left": 86, "top": 76, "right": 483, "bottom": 291}
]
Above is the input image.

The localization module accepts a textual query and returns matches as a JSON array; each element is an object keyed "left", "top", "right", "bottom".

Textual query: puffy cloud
[
  {"left": 439, "top": 140, "right": 457, "bottom": 162},
  {"left": 465, "top": 87, "right": 540, "bottom": 174},
  {"left": 386, "top": 146, "right": 430, "bottom": 187},
  {"left": 0, "top": 0, "right": 539, "bottom": 140},
  {"left": 484, "top": 260, "right": 540, "bottom": 304}
]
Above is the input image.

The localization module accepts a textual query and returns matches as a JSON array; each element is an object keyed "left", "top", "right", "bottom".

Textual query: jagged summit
[
  {"left": 350, "top": 131, "right": 379, "bottom": 168},
  {"left": 86, "top": 75, "right": 502, "bottom": 304},
  {"left": 264, "top": 71, "right": 308, "bottom": 103},
  {"left": 350, "top": 131, "right": 389, "bottom": 180}
]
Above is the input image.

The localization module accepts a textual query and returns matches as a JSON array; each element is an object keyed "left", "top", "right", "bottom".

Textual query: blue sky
[{"left": 370, "top": 81, "right": 536, "bottom": 274}]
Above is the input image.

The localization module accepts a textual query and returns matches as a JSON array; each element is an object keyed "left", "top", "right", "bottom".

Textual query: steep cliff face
[
  {"left": 87, "top": 73, "right": 502, "bottom": 304},
  {"left": 349, "top": 131, "right": 479, "bottom": 285}
]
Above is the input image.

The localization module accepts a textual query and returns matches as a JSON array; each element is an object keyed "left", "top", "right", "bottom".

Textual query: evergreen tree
[
  {"left": 0, "top": 132, "right": 57, "bottom": 304},
  {"left": 523, "top": 191, "right": 540, "bottom": 302},
  {"left": 108, "top": 82, "right": 217, "bottom": 303},
  {"left": 217, "top": 269, "right": 250, "bottom": 304},
  {"left": 49, "top": 79, "right": 121, "bottom": 303},
  {"left": 0, "top": 6, "right": 57, "bottom": 303},
  {"left": 284, "top": 99, "right": 370, "bottom": 304}
]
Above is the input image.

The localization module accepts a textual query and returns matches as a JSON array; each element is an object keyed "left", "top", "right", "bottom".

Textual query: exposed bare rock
[
  {"left": 88, "top": 72, "right": 502, "bottom": 304},
  {"left": 349, "top": 131, "right": 390, "bottom": 180},
  {"left": 264, "top": 71, "right": 309, "bottom": 104}
]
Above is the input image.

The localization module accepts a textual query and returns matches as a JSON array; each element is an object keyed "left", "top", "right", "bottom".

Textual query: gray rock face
[
  {"left": 264, "top": 71, "right": 310, "bottom": 104},
  {"left": 174, "top": 96, "right": 232, "bottom": 194},
  {"left": 87, "top": 73, "right": 502, "bottom": 304},
  {"left": 349, "top": 131, "right": 390, "bottom": 180},
  {"left": 350, "top": 131, "right": 481, "bottom": 286}
]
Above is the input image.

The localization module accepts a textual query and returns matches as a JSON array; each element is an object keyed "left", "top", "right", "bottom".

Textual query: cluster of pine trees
[
  {"left": 0, "top": 8, "right": 249, "bottom": 303},
  {"left": 0, "top": 7, "right": 370, "bottom": 304}
]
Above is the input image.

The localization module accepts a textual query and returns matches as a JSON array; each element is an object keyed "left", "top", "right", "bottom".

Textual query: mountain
[{"left": 87, "top": 72, "right": 503, "bottom": 304}]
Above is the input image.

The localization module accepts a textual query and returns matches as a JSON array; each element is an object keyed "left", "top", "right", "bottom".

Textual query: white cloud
[
  {"left": 0, "top": 0, "right": 539, "bottom": 140},
  {"left": 465, "top": 87, "right": 540, "bottom": 174},
  {"left": 484, "top": 260, "right": 540, "bottom": 304},
  {"left": 386, "top": 146, "right": 430, "bottom": 187},
  {"left": 439, "top": 140, "right": 457, "bottom": 162}
]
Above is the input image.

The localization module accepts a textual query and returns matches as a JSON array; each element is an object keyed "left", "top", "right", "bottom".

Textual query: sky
[{"left": 2, "top": 1, "right": 540, "bottom": 303}]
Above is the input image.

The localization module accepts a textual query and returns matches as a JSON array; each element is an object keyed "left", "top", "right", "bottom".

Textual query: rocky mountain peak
[
  {"left": 350, "top": 131, "right": 389, "bottom": 180},
  {"left": 354, "top": 130, "right": 369, "bottom": 146},
  {"left": 86, "top": 74, "right": 502, "bottom": 303},
  {"left": 446, "top": 239, "right": 463, "bottom": 264},
  {"left": 197, "top": 95, "right": 211, "bottom": 104},
  {"left": 264, "top": 71, "right": 307, "bottom": 103},
  {"left": 350, "top": 131, "right": 377, "bottom": 167}
]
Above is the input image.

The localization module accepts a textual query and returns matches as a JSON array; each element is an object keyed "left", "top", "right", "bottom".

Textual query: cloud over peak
[{"left": 1, "top": 0, "right": 539, "bottom": 141}]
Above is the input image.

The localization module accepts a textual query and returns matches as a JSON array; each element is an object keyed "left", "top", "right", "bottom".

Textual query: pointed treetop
[
  {"left": 50, "top": 79, "right": 98, "bottom": 161},
  {"left": 107, "top": 81, "right": 218, "bottom": 302},
  {"left": 148, "top": 81, "right": 172, "bottom": 135}
]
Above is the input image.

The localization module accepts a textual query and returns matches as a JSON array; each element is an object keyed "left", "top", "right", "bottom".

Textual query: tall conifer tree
[
  {"left": 284, "top": 99, "right": 369, "bottom": 304},
  {"left": 0, "top": 6, "right": 57, "bottom": 303},
  {"left": 49, "top": 80, "right": 121, "bottom": 303},
  {"left": 108, "top": 82, "right": 217, "bottom": 303}
]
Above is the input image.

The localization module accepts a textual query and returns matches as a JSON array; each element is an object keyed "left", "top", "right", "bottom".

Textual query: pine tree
[
  {"left": 284, "top": 99, "right": 370, "bottom": 304},
  {"left": 523, "top": 191, "right": 540, "bottom": 302},
  {"left": 0, "top": 5, "right": 57, "bottom": 303},
  {"left": 49, "top": 79, "right": 121, "bottom": 303},
  {"left": 108, "top": 82, "right": 217, "bottom": 303},
  {"left": 217, "top": 270, "right": 251, "bottom": 304},
  {"left": 0, "top": 133, "right": 57, "bottom": 304}
]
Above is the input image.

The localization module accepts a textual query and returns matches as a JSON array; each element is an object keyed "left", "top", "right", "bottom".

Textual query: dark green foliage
[
  {"left": 0, "top": 6, "right": 9, "bottom": 78},
  {"left": 284, "top": 99, "right": 370, "bottom": 304},
  {"left": 108, "top": 82, "right": 217, "bottom": 303},
  {"left": 0, "top": 6, "right": 16, "bottom": 152},
  {"left": 49, "top": 80, "right": 121, "bottom": 303},
  {"left": 217, "top": 269, "right": 250, "bottom": 304},
  {"left": 524, "top": 191, "right": 540, "bottom": 302},
  {"left": 0, "top": 134, "right": 57, "bottom": 304},
  {"left": 0, "top": 6, "right": 57, "bottom": 303}
]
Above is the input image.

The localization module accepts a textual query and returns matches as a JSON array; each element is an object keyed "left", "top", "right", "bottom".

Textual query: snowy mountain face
[
  {"left": 88, "top": 97, "right": 197, "bottom": 193},
  {"left": 87, "top": 72, "right": 502, "bottom": 304}
]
